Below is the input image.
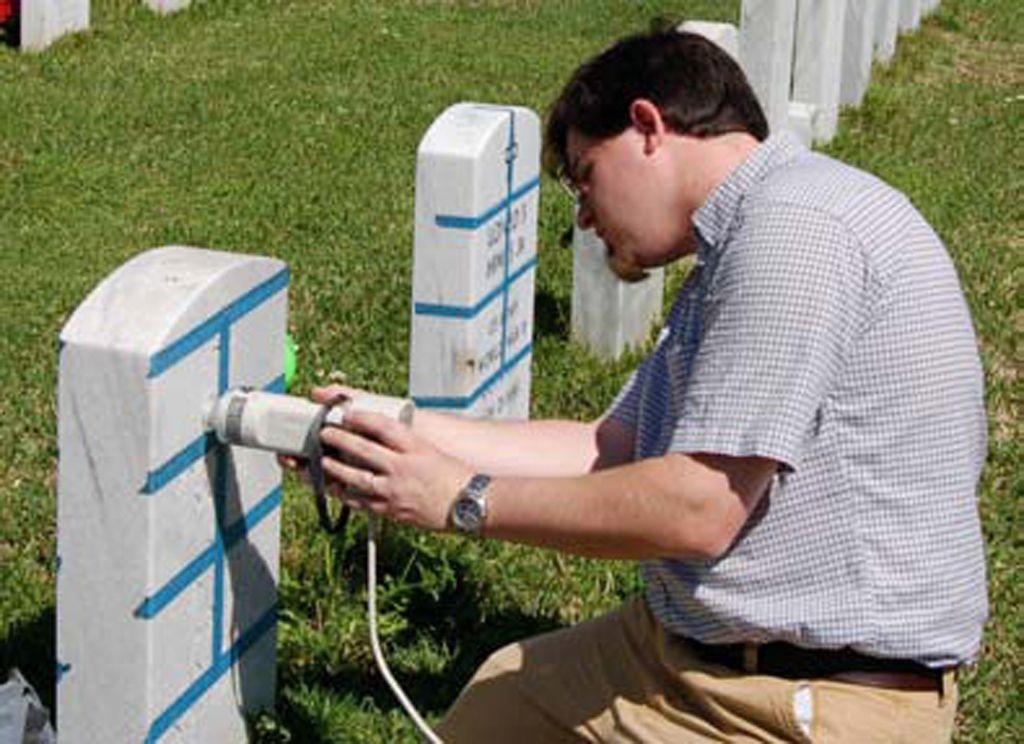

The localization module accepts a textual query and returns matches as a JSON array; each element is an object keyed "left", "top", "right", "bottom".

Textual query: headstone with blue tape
[
  {"left": 57, "top": 246, "right": 286, "bottom": 743},
  {"left": 410, "top": 103, "right": 540, "bottom": 419}
]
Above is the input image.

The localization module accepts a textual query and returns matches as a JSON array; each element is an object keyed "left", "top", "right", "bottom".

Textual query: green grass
[{"left": 1, "top": 1, "right": 1020, "bottom": 741}]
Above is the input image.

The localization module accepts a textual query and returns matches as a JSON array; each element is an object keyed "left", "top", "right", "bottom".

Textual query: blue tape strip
[
  {"left": 144, "top": 604, "right": 278, "bottom": 744},
  {"left": 135, "top": 544, "right": 217, "bottom": 620},
  {"left": 413, "top": 341, "right": 532, "bottom": 410},
  {"left": 434, "top": 176, "right": 539, "bottom": 230},
  {"left": 141, "top": 434, "right": 214, "bottom": 495},
  {"left": 413, "top": 257, "right": 537, "bottom": 319},
  {"left": 264, "top": 374, "right": 286, "bottom": 394},
  {"left": 148, "top": 268, "right": 289, "bottom": 379},
  {"left": 134, "top": 487, "right": 284, "bottom": 621},
  {"left": 56, "top": 661, "right": 71, "bottom": 684}
]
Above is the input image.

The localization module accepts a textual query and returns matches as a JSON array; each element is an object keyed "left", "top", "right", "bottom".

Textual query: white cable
[{"left": 366, "top": 515, "right": 444, "bottom": 744}]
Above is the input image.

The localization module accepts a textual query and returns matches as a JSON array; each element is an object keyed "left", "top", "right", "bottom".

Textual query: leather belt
[{"left": 688, "top": 639, "right": 948, "bottom": 691}]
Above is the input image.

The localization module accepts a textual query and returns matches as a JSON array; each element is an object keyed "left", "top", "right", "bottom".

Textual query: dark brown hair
[{"left": 544, "top": 31, "right": 769, "bottom": 176}]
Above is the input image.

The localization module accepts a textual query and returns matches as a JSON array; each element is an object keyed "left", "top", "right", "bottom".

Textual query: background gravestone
[
  {"left": 841, "top": 0, "right": 879, "bottom": 107},
  {"left": 739, "top": 0, "right": 797, "bottom": 137},
  {"left": 791, "top": 0, "right": 847, "bottom": 143},
  {"left": 19, "top": 0, "right": 88, "bottom": 52},
  {"left": 58, "top": 246, "right": 286, "bottom": 743},
  {"left": 410, "top": 103, "right": 539, "bottom": 419},
  {"left": 874, "top": 0, "right": 901, "bottom": 63},
  {"left": 144, "top": 0, "right": 190, "bottom": 14},
  {"left": 900, "top": 0, "right": 923, "bottom": 32}
]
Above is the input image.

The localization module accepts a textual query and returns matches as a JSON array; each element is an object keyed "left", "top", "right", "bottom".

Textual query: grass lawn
[{"left": 0, "top": 1, "right": 1019, "bottom": 741}]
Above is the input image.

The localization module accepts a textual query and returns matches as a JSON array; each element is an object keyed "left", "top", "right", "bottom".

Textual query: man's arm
[
  {"left": 315, "top": 385, "right": 635, "bottom": 477},
  {"left": 318, "top": 406, "right": 776, "bottom": 561},
  {"left": 410, "top": 407, "right": 635, "bottom": 477}
]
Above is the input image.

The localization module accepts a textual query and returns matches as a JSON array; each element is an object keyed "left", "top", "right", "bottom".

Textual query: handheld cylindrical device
[{"left": 205, "top": 389, "right": 414, "bottom": 456}]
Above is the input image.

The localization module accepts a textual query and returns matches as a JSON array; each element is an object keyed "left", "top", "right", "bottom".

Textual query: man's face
[{"left": 565, "top": 127, "right": 695, "bottom": 281}]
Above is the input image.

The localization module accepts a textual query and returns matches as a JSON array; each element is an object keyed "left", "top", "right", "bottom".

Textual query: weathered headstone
[
  {"left": 571, "top": 224, "right": 664, "bottom": 359},
  {"left": 739, "top": 0, "right": 797, "bottom": 136},
  {"left": 58, "top": 246, "right": 286, "bottom": 743},
  {"left": 791, "top": 0, "right": 847, "bottom": 143},
  {"left": 841, "top": 0, "right": 879, "bottom": 106},
  {"left": 410, "top": 103, "right": 539, "bottom": 419},
  {"left": 19, "top": 0, "right": 88, "bottom": 52},
  {"left": 144, "top": 0, "right": 190, "bottom": 14},
  {"left": 899, "top": 0, "right": 923, "bottom": 33},
  {"left": 874, "top": 0, "right": 901, "bottom": 63}
]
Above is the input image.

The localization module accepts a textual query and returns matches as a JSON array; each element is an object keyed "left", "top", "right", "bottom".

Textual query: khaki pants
[{"left": 437, "top": 598, "right": 956, "bottom": 743}]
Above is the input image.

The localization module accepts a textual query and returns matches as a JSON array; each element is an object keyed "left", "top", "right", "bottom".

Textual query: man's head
[{"left": 546, "top": 31, "right": 768, "bottom": 279}]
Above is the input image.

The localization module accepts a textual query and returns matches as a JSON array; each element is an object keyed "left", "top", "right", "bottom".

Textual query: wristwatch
[{"left": 450, "top": 474, "right": 491, "bottom": 537}]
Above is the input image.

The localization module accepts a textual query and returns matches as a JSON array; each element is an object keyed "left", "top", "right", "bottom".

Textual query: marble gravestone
[
  {"left": 739, "top": 0, "right": 797, "bottom": 137},
  {"left": 144, "top": 0, "right": 190, "bottom": 14},
  {"left": 58, "top": 246, "right": 287, "bottom": 743},
  {"left": 410, "top": 103, "right": 539, "bottom": 419},
  {"left": 791, "top": 0, "right": 847, "bottom": 144},
  {"left": 874, "top": 0, "right": 901, "bottom": 63},
  {"left": 899, "top": 0, "right": 923, "bottom": 33},
  {"left": 841, "top": 0, "right": 880, "bottom": 107},
  {"left": 19, "top": 0, "right": 88, "bottom": 52}
]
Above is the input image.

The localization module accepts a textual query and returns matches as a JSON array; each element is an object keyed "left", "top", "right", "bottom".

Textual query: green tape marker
[{"left": 284, "top": 334, "right": 298, "bottom": 391}]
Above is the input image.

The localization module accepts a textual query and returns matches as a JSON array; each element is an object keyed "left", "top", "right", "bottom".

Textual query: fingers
[
  {"left": 340, "top": 410, "right": 415, "bottom": 452},
  {"left": 320, "top": 425, "right": 395, "bottom": 472},
  {"left": 312, "top": 384, "right": 358, "bottom": 404},
  {"left": 324, "top": 459, "right": 390, "bottom": 516}
]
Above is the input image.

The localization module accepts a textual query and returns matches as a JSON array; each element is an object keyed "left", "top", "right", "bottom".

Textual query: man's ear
[{"left": 629, "top": 99, "right": 665, "bottom": 154}]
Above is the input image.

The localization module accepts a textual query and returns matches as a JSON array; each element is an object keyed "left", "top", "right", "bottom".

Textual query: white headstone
[
  {"left": 410, "top": 103, "right": 539, "bottom": 419},
  {"left": 874, "top": 0, "right": 901, "bottom": 63},
  {"left": 58, "top": 246, "right": 286, "bottom": 743},
  {"left": 678, "top": 20, "right": 740, "bottom": 61},
  {"left": 571, "top": 225, "right": 664, "bottom": 359},
  {"left": 144, "top": 0, "right": 190, "bottom": 14},
  {"left": 841, "top": 0, "right": 879, "bottom": 106},
  {"left": 19, "top": 0, "right": 88, "bottom": 52},
  {"left": 739, "top": 0, "right": 797, "bottom": 136},
  {"left": 787, "top": 101, "right": 816, "bottom": 148},
  {"left": 922, "top": 0, "right": 941, "bottom": 14},
  {"left": 792, "top": 0, "right": 847, "bottom": 143},
  {"left": 899, "top": 0, "right": 923, "bottom": 32}
]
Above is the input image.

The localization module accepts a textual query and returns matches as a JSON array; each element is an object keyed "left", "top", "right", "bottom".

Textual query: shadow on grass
[
  {"left": 1, "top": 605, "right": 56, "bottom": 714},
  {"left": 533, "top": 289, "right": 570, "bottom": 341},
  {"left": 269, "top": 526, "right": 567, "bottom": 741},
  {"left": 1, "top": 11, "right": 20, "bottom": 49}
]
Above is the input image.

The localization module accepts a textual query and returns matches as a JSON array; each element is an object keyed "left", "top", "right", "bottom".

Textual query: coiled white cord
[{"left": 366, "top": 516, "right": 444, "bottom": 743}]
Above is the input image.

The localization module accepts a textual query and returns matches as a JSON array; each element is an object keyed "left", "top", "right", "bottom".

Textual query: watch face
[{"left": 454, "top": 497, "right": 483, "bottom": 530}]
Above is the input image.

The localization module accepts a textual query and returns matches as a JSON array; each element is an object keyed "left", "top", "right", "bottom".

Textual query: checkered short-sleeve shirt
[{"left": 607, "top": 133, "right": 988, "bottom": 667}]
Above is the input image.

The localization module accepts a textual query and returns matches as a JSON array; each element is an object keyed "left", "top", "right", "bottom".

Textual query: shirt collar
[{"left": 692, "top": 131, "right": 806, "bottom": 258}]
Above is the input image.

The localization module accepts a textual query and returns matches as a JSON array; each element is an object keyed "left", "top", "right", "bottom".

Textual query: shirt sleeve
[{"left": 671, "top": 203, "right": 869, "bottom": 470}]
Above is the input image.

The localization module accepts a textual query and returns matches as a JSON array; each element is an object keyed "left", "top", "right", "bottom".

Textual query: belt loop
[
  {"left": 743, "top": 644, "right": 758, "bottom": 674},
  {"left": 939, "top": 668, "right": 954, "bottom": 705}
]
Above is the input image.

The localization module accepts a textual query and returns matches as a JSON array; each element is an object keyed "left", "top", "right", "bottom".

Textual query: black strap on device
[{"left": 306, "top": 394, "right": 351, "bottom": 535}]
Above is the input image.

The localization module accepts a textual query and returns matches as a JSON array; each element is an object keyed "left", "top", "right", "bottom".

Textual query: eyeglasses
[{"left": 557, "top": 168, "right": 581, "bottom": 202}]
